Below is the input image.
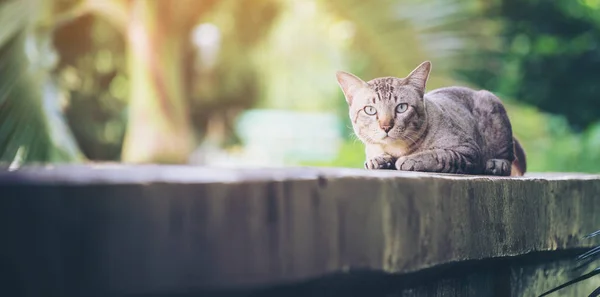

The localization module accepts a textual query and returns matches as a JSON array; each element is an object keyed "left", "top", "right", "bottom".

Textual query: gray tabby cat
[{"left": 336, "top": 61, "right": 526, "bottom": 176}]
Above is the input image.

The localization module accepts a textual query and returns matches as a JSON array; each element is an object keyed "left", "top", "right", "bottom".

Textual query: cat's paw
[
  {"left": 365, "top": 155, "right": 395, "bottom": 170},
  {"left": 485, "top": 159, "right": 511, "bottom": 176},
  {"left": 395, "top": 156, "right": 419, "bottom": 171},
  {"left": 395, "top": 155, "right": 440, "bottom": 172}
]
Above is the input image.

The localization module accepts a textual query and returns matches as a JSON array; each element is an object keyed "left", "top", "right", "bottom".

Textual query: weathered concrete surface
[{"left": 0, "top": 165, "right": 599, "bottom": 297}]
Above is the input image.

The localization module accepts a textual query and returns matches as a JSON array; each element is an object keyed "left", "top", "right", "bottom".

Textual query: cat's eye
[
  {"left": 364, "top": 106, "right": 377, "bottom": 115},
  {"left": 396, "top": 103, "right": 409, "bottom": 113}
]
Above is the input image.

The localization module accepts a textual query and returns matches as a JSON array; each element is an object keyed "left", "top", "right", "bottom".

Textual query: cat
[{"left": 335, "top": 61, "right": 526, "bottom": 176}]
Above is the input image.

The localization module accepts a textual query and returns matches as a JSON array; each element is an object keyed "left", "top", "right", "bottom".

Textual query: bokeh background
[{"left": 1, "top": 0, "right": 600, "bottom": 172}]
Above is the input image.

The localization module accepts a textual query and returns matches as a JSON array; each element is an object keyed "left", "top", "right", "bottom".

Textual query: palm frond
[
  {"left": 323, "top": 0, "right": 482, "bottom": 87},
  {"left": 539, "top": 267, "right": 600, "bottom": 297},
  {"left": 0, "top": 0, "right": 30, "bottom": 46},
  {"left": 579, "top": 245, "right": 600, "bottom": 262},
  {"left": 589, "top": 286, "right": 600, "bottom": 297},
  {"left": 0, "top": 0, "right": 84, "bottom": 165},
  {"left": 538, "top": 230, "right": 600, "bottom": 296},
  {"left": 584, "top": 230, "right": 600, "bottom": 239}
]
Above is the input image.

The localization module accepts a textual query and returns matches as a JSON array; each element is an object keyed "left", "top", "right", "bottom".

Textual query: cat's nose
[{"left": 379, "top": 119, "right": 394, "bottom": 133}]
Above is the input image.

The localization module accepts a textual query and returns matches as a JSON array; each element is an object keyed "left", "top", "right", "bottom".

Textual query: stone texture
[{"left": 0, "top": 165, "right": 599, "bottom": 297}]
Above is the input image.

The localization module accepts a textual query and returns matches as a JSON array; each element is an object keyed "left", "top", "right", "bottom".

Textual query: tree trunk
[{"left": 121, "top": 0, "right": 194, "bottom": 163}]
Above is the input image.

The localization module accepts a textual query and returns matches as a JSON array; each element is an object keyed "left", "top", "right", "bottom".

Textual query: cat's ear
[
  {"left": 336, "top": 71, "right": 368, "bottom": 105},
  {"left": 405, "top": 61, "right": 431, "bottom": 95}
]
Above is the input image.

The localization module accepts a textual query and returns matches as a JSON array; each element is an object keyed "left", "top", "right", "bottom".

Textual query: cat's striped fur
[{"left": 336, "top": 61, "right": 526, "bottom": 176}]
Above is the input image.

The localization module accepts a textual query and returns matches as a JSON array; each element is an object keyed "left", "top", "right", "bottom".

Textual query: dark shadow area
[{"left": 108, "top": 249, "right": 588, "bottom": 297}]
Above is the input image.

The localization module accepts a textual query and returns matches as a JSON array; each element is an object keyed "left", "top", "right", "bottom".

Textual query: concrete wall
[{"left": 1, "top": 165, "right": 600, "bottom": 296}]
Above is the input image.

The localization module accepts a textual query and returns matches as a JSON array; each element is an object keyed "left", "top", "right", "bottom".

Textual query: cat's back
[
  {"left": 425, "top": 86, "right": 503, "bottom": 113},
  {"left": 424, "top": 86, "right": 480, "bottom": 116},
  {"left": 426, "top": 86, "right": 477, "bottom": 105}
]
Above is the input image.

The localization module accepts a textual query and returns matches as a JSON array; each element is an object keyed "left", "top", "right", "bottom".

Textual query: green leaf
[{"left": 0, "top": 0, "right": 84, "bottom": 165}]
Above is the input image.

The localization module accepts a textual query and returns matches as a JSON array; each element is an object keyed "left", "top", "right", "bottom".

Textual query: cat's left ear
[
  {"left": 405, "top": 61, "right": 431, "bottom": 95},
  {"left": 336, "top": 71, "right": 368, "bottom": 105}
]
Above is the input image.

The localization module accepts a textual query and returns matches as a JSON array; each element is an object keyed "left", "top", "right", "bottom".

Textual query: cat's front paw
[
  {"left": 395, "top": 156, "right": 418, "bottom": 171},
  {"left": 365, "top": 155, "right": 395, "bottom": 170},
  {"left": 485, "top": 159, "right": 511, "bottom": 176},
  {"left": 395, "top": 156, "right": 437, "bottom": 172}
]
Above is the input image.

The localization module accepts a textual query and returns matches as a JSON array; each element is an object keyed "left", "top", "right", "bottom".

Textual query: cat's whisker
[{"left": 402, "top": 133, "right": 419, "bottom": 146}]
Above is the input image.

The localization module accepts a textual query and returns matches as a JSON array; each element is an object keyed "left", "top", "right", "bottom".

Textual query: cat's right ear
[
  {"left": 405, "top": 61, "right": 432, "bottom": 96},
  {"left": 336, "top": 71, "right": 367, "bottom": 105}
]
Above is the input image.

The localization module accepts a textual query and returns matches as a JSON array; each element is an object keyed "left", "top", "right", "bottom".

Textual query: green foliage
[
  {"left": 0, "top": 0, "right": 83, "bottom": 164},
  {"left": 539, "top": 230, "right": 600, "bottom": 296},
  {"left": 507, "top": 100, "right": 600, "bottom": 173},
  {"left": 457, "top": 0, "right": 600, "bottom": 130},
  {"left": 190, "top": 0, "right": 282, "bottom": 145},
  {"left": 324, "top": 0, "right": 480, "bottom": 86},
  {"left": 54, "top": 15, "right": 127, "bottom": 160},
  {"left": 1, "top": 0, "right": 598, "bottom": 172}
]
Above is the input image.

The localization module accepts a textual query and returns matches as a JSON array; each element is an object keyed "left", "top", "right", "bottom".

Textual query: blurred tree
[
  {"left": 324, "top": 0, "right": 468, "bottom": 84},
  {"left": 54, "top": 15, "right": 128, "bottom": 161},
  {"left": 53, "top": 0, "right": 281, "bottom": 163},
  {"left": 85, "top": 0, "right": 219, "bottom": 163},
  {"left": 188, "top": 0, "right": 281, "bottom": 151},
  {"left": 120, "top": 0, "right": 191, "bottom": 163},
  {"left": 457, "top": 0, "right": 600, "bottom": 130},
  {"left": 0, "top": 0, "right": 228, "bottom": 164}
]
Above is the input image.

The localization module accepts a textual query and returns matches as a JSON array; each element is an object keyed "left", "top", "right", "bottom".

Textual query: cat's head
[{"left": 336, "top": 61, "right": 431, "bottom": 147}]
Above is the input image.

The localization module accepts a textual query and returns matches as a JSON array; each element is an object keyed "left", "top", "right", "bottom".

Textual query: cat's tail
[{"left": 511, "top": 137, "right": 527, "bottom": 176}]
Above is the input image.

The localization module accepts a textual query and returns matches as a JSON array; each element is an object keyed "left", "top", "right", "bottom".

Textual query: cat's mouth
[
  {"left": 370, "top": 130, "right": 399, "bottom": 144},
  {"left": 379, "top": 134, "right": 396, "bottom": 143}
]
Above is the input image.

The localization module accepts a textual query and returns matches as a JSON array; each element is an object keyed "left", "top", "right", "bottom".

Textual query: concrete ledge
[{"left": 1, "top": 165, "right": 599, "bottom": 296}]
